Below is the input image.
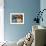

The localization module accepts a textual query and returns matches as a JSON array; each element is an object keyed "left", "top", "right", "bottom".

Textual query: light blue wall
[
  {"left": 40, "top": 0, "right": 46, "bottom": 27},
  {"left": 4, "top": 0, "right": 40, "bottom": 42}
]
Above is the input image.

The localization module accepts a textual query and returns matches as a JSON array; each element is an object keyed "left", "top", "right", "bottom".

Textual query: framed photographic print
[{"left": 10, "top": 13, "right": 24, "bottom": 24}]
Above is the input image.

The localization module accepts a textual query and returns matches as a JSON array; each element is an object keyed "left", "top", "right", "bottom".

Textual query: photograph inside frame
[{"left": 10, "top": 13, "right": 24, "bottom": 24}]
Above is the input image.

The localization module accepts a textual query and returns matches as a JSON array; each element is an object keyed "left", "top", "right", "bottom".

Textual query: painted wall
[
  {"left": 4, "top": 0, "right": 40, "bottom": 42},
  {"left": 40, "top": 0, "right": 46, "bottom": 27}
]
